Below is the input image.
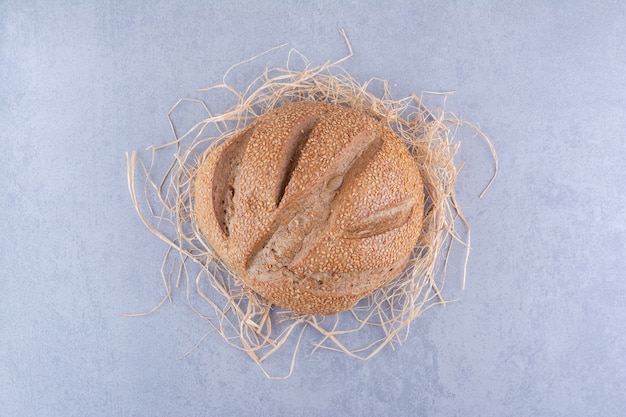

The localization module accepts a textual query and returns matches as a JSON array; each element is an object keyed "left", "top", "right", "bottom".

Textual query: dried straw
[{"left": 126, "top": 31, "right": 497, "bottom": 378}]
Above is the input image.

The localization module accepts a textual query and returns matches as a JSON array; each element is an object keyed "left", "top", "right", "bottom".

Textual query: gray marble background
[{"left": 1, "top": 1, "right": 625, "bottom": 416}]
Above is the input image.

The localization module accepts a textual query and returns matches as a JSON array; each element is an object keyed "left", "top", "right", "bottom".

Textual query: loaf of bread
[{"left": 193, "top": 101, "right": 424, "bottom": 315}]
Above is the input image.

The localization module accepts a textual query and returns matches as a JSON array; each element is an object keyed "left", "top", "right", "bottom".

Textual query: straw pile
[{"left": 126, "top": 32, "right": 496, "bottom": 378}]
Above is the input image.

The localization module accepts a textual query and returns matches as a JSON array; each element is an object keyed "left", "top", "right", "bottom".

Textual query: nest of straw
[{"left": 126, "top": 33, "right": 495, "bottom": 378}]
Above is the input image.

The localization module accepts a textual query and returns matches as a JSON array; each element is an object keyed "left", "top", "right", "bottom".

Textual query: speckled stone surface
[{"left": 1, "top": 1, "right": 625, "bottom": 416}]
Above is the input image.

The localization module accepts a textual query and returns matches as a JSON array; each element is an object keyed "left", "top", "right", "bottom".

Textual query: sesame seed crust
[{"left": 194, "top": 101, "right": 424, "bottom": 315}]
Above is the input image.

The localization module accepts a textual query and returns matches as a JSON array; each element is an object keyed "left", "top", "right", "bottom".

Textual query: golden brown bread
[{"left": 193, "top": 101, "right": 424, "bottom": 315}]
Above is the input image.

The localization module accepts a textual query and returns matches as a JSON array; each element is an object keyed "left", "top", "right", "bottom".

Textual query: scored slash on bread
[{"left": 194, "top": 101, "right": 424, "bottom": 315}]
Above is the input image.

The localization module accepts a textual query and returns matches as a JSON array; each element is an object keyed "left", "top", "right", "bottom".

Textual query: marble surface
[{"left": 1, "top": 1, "right": 625, "bottom": 416}]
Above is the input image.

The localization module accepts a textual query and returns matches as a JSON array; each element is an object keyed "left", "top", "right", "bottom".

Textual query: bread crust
[{"left": 194, "top": 101, "right": 424, "bottom": 315}]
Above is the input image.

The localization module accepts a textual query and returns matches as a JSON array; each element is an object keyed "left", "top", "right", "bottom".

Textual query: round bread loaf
[{"left": 194, "top": 101, "right": 424, "bottom": 315}]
